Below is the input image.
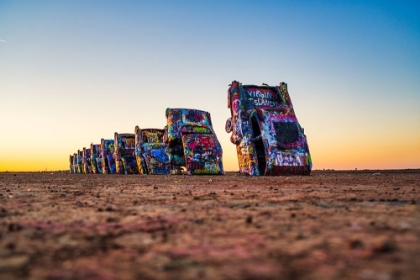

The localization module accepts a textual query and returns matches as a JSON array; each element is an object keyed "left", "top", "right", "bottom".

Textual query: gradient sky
[{"left": 0, "top": 0, "right": 419, "bottom": 171}]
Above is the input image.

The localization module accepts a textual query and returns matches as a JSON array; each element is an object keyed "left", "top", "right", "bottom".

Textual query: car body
[
  {"left": 75, "top": 150, "right": 84, "bottom": 174},
  {"left": 72, "top": 153, "right": 79, "bottom": 173},
  {"left": 134, "top": 126, "right": 170, "bottom": 175},
  {"left": 100, "top": 139, "right": 116, "bottom": 174},
  {"left": 82, "top": 148, "right": 93, "bottom": 174},
  {"left": 165, "top": 108, "right": 224, "bottom": 175},
  {"left": 226, "top": 81, "right": 312, "bottom": 176},
  {"left": 69, "top": 155, "right": 74, "bottom": 173},
  {"left": 113, "top": 133, "right": 138, "bottom": 174},
  {"left": 90, "top": 143, "right": 102, "bottom": 174}
]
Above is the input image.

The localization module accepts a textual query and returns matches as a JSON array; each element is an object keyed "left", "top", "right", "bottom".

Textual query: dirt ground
[{"left": 0, "top": 170, "right": 419, "bottom": 280}]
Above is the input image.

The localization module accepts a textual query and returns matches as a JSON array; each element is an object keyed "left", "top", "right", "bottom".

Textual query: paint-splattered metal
[
  {"left": 90, "top": 143, "right": 102, "bottom": 174},
  {"left": 226, "top": 81, "right": 312, "bottom": 176},
  {"left": 82, "top": 147, "right": 92, "bottom": 174},
  {"left": 135, "top": 126, "right": 171, "bottom": 175},
  {"left": 100, "top": 139, "right": 116, "bottom": 174},
  {"left": 165, "top": 108, "right": 224, "bottom": 175},
  {"left": 113, "top": 133, "right": 138, "bottom": 174}
]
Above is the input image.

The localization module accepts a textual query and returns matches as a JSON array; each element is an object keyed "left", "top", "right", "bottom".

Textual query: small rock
[
  {"left": 317, "top": 202, "right": 329, "bottom": 208},
  {"left": 106, "top": 217, "right": 118, "bottom": 223},
  {"left": 6, "top": 242, "right": 16, "bottom": 250},
  {"left": 373, "top": 239, "right": 395, "bottom": 253},
  {"left": 8, "top": 223, "right": 22, "bottom": 232},
  {"left": 75, "top": 201, "right": 83, "bottom": 207},
  {"left": 246, "top": 216, "right": 253, "bottom": 224},
  {"left": 347, "top": 239, "right": 364, "bottom": 249}
]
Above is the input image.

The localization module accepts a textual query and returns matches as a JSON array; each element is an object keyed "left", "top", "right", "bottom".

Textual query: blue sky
[{"left": 0, "top": 0, "right": 419, "bottom": 171}]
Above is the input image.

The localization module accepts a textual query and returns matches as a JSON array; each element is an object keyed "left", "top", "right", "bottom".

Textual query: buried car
[
  {"left": 75, "top": 150, "right": 84, "bottom": 174},
  {"left": 134, "top": 126, "right": 170, "bottom": 175},
  {"left": 72, "top": 153, "right": 79, "bottom": 173},
  {"left": 226, "top": 81, "right": 312, "bottom": 176},
  {"left": 82, "top": 147, "right": 92, "bottom": 174},
  {"left": 165, "top": 108, "right": 223, "bottom": 175},
  {"left": 100, "top": 139, "right": 116, "bottom": 174},
  {"left": 113, "top": 132, "right": 138, "bottom": 174},
  {"left": 90, "top": 143, "right": 102, "bottom": 174},
  {"left": 69, "top": 155, "right": 74, "bottom": 173}
]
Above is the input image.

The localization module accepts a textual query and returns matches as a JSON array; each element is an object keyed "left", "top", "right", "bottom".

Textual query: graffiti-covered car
[
  {"left": 165, "top": 108, "right": 224, "bottom": 175},
  {"left": 113, "top": 133, "right": 138, "bottom": 174},
  {"left": 90, "top": 143, "right": 102, "bottom": 174},
  {"left": 82, "top": 147, "right": 92, "bottom": 174},
  {"left": 100, "top": 139, "right": 116, "bottom": 174},
  {"left": 72, "top": 153, "right": 79, "bottom": 173},
  {"left": 75, "top": 150, "right": 84, "bottom": 174},
  {"left": 226, "top": 81, "right": 312, "bottom": 176},
  {"left": 134, "top": 126, "right": 170, "bottom": 175},
  {"left": 69, "top": 155, "right": 74, "bottom": 173}
]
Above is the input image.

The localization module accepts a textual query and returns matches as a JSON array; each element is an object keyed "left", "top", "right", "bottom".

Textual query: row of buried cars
[
  {"left": 70, "top": 81, "right": 313, "bottom": 176},
  {"left": 70, "top": 108, "right": 224, "bottom": 175}
]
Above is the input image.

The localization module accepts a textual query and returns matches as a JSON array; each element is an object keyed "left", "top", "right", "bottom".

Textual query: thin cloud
[{"left": 0, "top": 39, "right": 6, "bottom": 42}]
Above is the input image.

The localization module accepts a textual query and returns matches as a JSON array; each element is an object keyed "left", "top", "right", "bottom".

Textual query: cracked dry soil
[{"left": 0, "top": 170, "right": 419, "bottom": 280}]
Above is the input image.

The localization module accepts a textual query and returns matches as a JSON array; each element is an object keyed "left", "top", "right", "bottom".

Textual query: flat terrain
[{"left": 0, "top": 170, "right": 419, "bottom": 280}]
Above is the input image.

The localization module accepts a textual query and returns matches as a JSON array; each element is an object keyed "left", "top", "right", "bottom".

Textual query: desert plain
[{"left": 0, "top": 170, "right": 419, "bottom": 280}]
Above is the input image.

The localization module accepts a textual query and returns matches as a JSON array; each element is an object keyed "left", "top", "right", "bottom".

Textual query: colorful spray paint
[
  {"left": 226, "top": 81, "right": 312, "bottom": 176},
  {"left": 100, "top": 139, "right": 116, "bottom": 174},
  {"left": 69, "top": 109, "right": 223, "bottom": 176},
  {"left": 82, "top": 148, "right": 92, "bottom": 174},
  {"left": 90, "top": 143, "right": 102, "bottom": 174},
  {"left": 165, "top": 108, "right": 224, "bottom": 175},
  {"left": 113, "top": 133, "right": 138, "bottom": 174},
  {"left": 134, "top": 126, "right": 171, "bottom": 175},
  {"left": 72, "top": 153, "right": 78, "bottom": 173},
  {"left": 75, "top": 150, "right": 84, "bottom": 174}
]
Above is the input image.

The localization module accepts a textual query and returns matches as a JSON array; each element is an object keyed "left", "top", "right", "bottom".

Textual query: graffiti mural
[
  {"left": 113, "top": 133, "right": 138, "bottom": 175},
  {"left": 72, "top": 153, "right": 79, "bottom": 173},
  {"left": 165, "top": 108, "right": 224, "bottom": 175},
  {"left": 134, "top": 126, "right": 170, "bottom": 175},
  {"left": 226, "top": 81, "right": 312, "bottom": 176},
  {"left": 100, "top": 139, "right": 116, "bottom": 174},
  {"left": 82, "top": 148, "right": 92, "bottom": 174},
  {"left": 75, "top": 150, "right": 84, "bottom": 174},
  {"left": 90, "top": 143, "right": 102, "bottom": 174}
]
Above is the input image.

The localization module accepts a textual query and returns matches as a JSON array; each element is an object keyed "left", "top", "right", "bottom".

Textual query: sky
[{"left": 0, "top": 0, "right": 419, "bottom": 172}]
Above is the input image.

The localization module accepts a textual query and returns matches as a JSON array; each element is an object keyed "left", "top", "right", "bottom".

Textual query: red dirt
[{"left": 0, "top": 170, "right": 419, "bottom": 279}]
